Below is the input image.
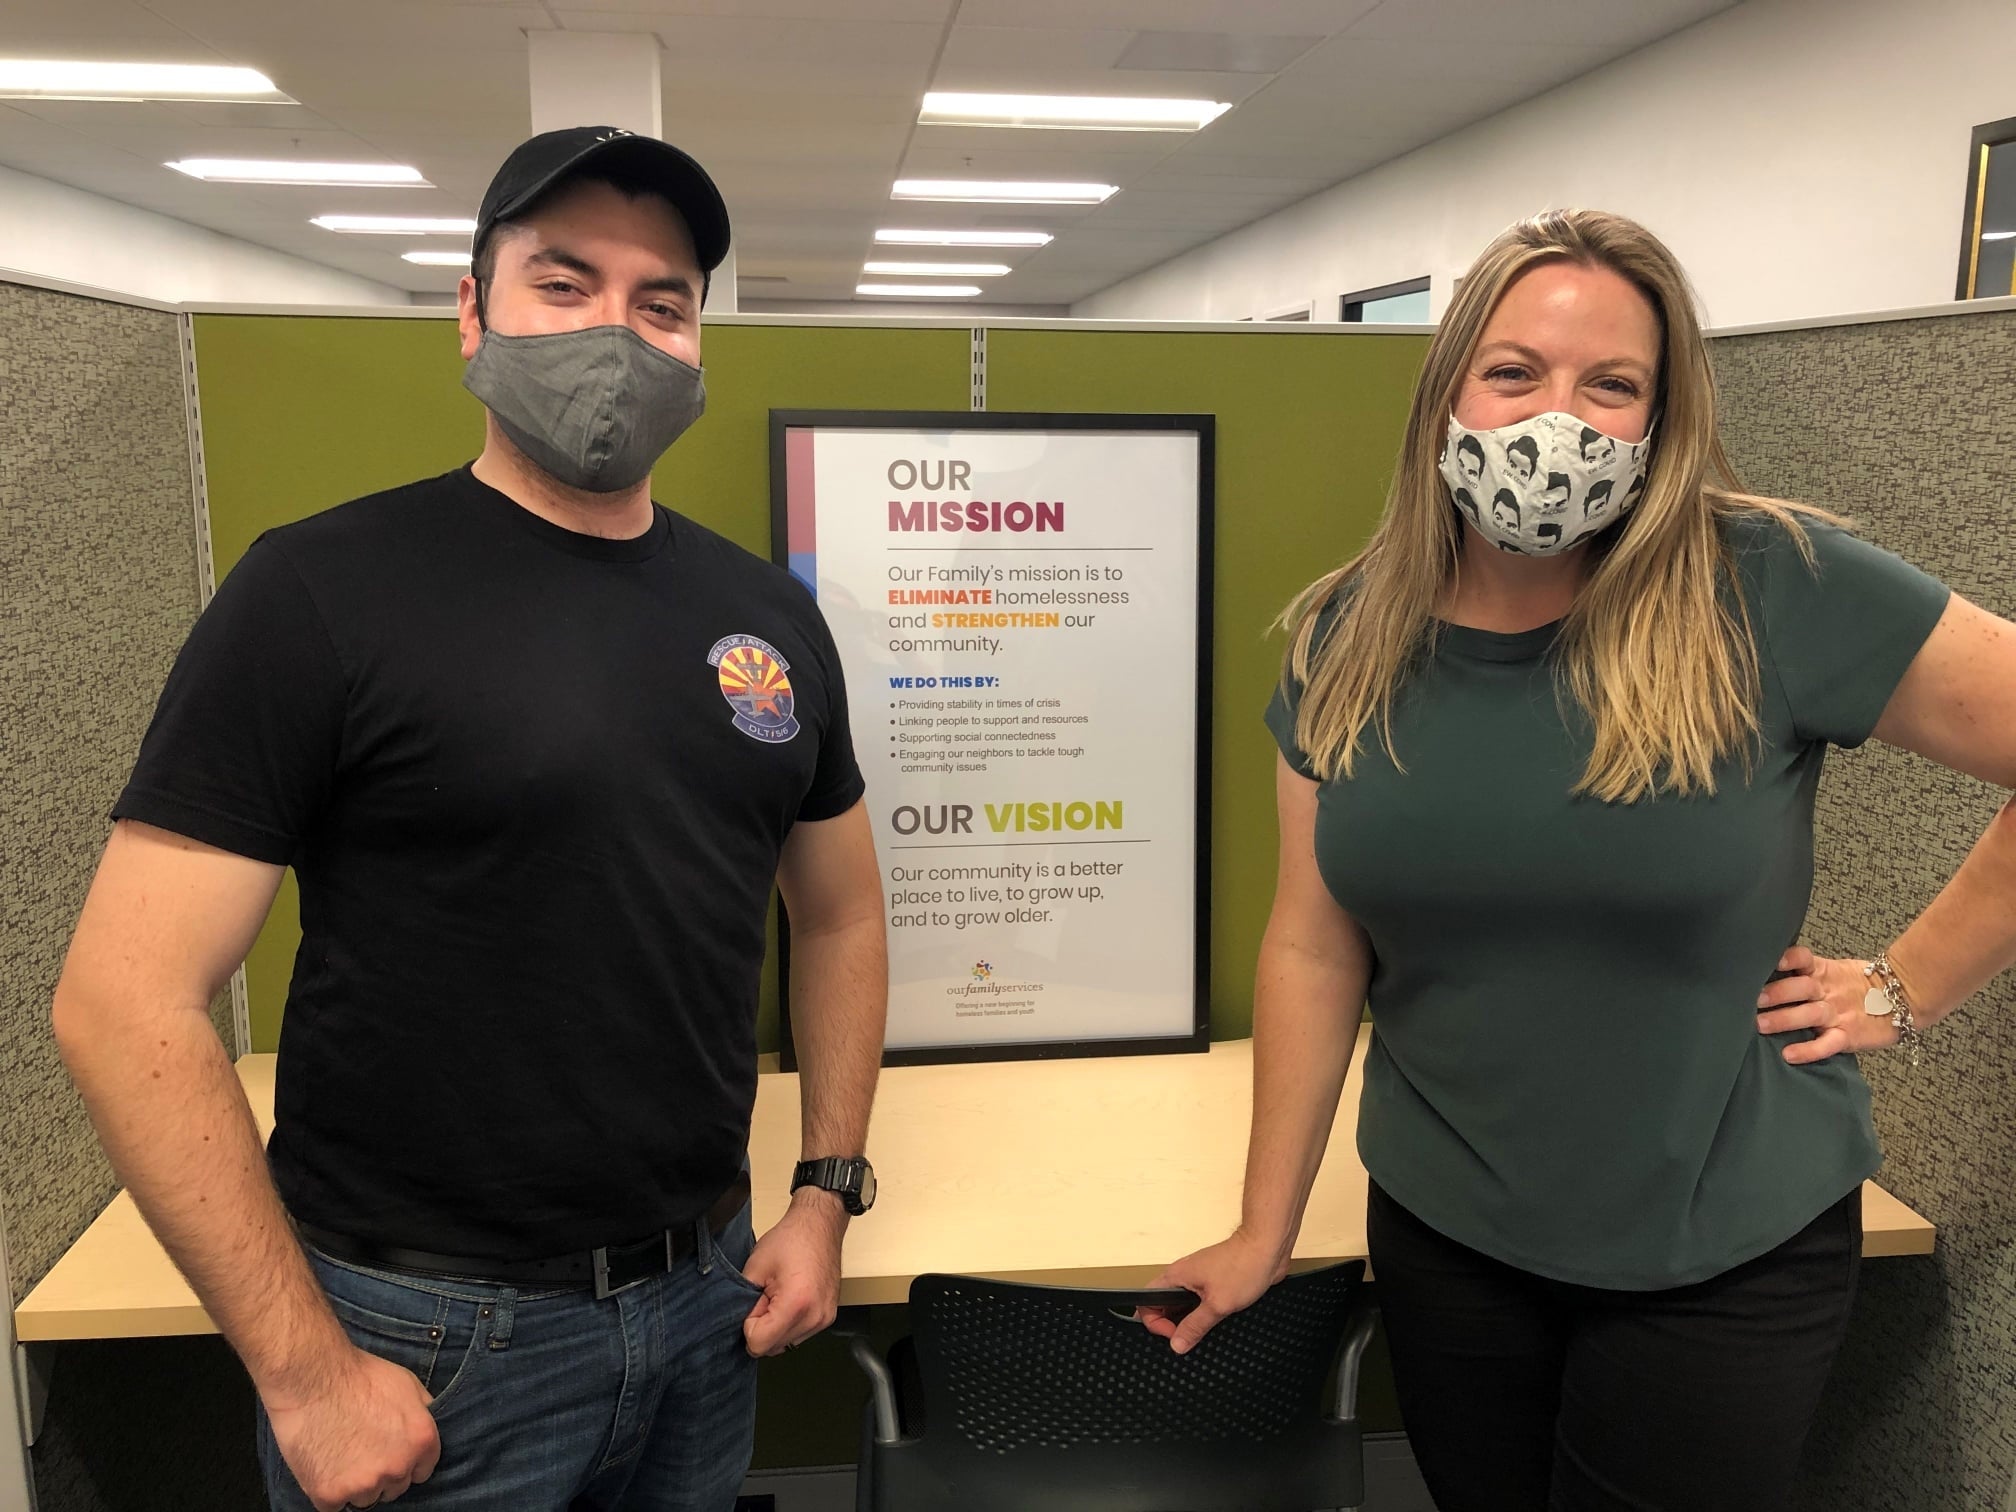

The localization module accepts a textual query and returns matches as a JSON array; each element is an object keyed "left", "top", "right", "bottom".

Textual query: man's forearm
[
  {"left": 786, "top": 912, "right": 887, "bottom": 1161},
  {"left": 55, "top": 995, "right": 347, "bottom": 1405},
  {"left": 1238, "top": 935, "right": 1367, "bottom": 1268}
]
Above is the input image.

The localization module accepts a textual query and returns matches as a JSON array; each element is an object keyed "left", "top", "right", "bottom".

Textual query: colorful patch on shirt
[{"left": 708, "top": 634, "right": 799, "bottom": 744}]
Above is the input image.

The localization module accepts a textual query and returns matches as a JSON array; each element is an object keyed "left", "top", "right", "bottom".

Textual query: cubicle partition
[
  {"left": 191, "top": 312, "right": 1429, "bottom": 1052},
  {"left": 4, "top": 281, "right": 2012, "bottom": 1510},
  {"left": 1712, "top": 302, "right": 2016, "bottom": 1512},
  {"left": 0, "top": 275, "right": 240, "bottom": 1510}
]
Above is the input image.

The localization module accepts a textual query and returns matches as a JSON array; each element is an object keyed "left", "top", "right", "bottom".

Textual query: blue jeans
[{"left": 258, "top": 1205, "right": 763, "bottom": 1511}]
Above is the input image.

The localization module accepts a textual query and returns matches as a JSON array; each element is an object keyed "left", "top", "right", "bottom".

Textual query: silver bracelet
[{"left": 1861, "top": 953, "right": 1922, "bottom": 1067}]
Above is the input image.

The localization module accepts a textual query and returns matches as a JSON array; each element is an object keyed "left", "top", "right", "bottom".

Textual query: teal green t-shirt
[{"left": 1265, "top": 516, "right": 1950, "bottom": 1289}]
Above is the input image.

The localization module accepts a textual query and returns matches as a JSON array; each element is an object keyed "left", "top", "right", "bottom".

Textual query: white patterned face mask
[{"left": 1438, "top": 410, "right": 1652, "bottom": 556}]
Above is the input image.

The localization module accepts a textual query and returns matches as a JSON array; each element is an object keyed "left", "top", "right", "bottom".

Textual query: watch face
[{"left": 854, "top": 1161, "right": 877, "bottom": 1212}]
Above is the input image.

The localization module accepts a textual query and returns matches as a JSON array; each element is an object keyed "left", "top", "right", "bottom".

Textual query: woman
[{"left": 1143, "top": 210, "right": 2016, "bottom": 1510}]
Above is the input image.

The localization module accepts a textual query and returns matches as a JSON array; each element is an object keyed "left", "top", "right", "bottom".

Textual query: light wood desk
[{"left": 15, "top": 1027, "right": 1935, "bottom": 1340}]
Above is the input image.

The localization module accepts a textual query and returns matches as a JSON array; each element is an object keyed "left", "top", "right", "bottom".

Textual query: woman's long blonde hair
[{"left": 1286, "top": 209, "right": 1828, "bottom": 803}]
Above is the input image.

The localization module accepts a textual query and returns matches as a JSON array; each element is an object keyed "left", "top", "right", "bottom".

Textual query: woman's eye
[
  {"left": 1484, "top": 365, "right": 1530, "bottom": 382},
  {"left": 1594, "top": 377, "right": 1639, "bottom": 397}
]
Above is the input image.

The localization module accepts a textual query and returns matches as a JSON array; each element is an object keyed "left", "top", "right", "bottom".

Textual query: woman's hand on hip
[
  {"left": 1138, "top": 1229, "right": 1287, "bottom": 1355},
  {"left": 1757, "top": 945, "right": 1898, "bottom": 1064}
]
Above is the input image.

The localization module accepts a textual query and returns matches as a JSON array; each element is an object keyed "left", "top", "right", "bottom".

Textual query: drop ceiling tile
[
  {"left": 553, "top": 12, "right": 945, "bottom": 69},
  {"left": 556, "top": 0, "right": 953, "bottom": 20},
  {"left": 1277, "top": 32, "right": 1618, "bottom": 86},
  {"left": 1341, "top": 0, "right": 1734, "bottom": 48},
  {"left": 144, "top": 0, "right": 550, "bottom": 51},
  {"left": 1124, "top": 169, "right": 1337, "bottom": 198},
  {"left": 952, "top": 1, "right": 1380, "bottom": 36},
  {"left": 0, "top": 0, "right": 218, "bottom": 55},
  {"left": 1112, "top": 29, "right": 1327, "bottom": 73},
  {"left": 899, "top": 136, "right": 1182, "bottom": 177},
  {"left": 934, "top": 24, "right": 1138, "bottom": 74}
]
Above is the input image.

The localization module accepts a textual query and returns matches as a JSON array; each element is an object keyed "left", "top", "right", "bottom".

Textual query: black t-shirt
[{"left": 116, "top": 466, "right": 864, "bottom": 1257}]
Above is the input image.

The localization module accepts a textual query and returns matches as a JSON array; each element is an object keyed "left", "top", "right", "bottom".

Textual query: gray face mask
[{"left": 462, "top": 322, "right": 706, "bottom": 493}]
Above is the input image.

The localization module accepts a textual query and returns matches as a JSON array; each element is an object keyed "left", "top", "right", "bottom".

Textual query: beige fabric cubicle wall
[
  {"left": 0, "top": 273, "right": 248, "bottom": 1509},
  {"left": 1713, "top": 301, "right": 2016, "bottom": 1512}
]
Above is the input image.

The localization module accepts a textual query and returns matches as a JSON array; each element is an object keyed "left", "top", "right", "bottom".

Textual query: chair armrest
[
  {"left": 842, "top": 1329, "right": 903, "bottom": 1444},
  {"left": 1330, "top": 1298, "right": 1380, "bottom": 1422}
]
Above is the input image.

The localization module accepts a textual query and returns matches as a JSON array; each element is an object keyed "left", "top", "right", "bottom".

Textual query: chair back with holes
[{"left": 863, "top": 1260, "right": 1367, "bottom": 1512}]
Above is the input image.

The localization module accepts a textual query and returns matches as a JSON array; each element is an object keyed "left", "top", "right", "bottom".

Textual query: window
[
  {"left": 1342, "top": 277, "right": 1430, "bottom": 323},
  {"left": 1957, "top": 115, "right": 2016, "bottom": 300}
]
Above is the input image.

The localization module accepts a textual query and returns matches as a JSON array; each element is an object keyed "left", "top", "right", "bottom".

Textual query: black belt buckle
[{"left": 592, "top": 1231, "right": 674, "bottom": 1301}]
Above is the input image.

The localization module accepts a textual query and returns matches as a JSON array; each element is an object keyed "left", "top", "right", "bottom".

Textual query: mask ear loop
[{"left": 470, "top": 227, "right": 491, "bottom": 334}]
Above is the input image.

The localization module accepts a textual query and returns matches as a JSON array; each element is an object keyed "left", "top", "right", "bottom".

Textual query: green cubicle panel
[
  {"left": 193, "top": 314, "right": 972, "bottom": 1051},
  {"left": 196, "top": 315, "right": 1427, "bottom": 1052},
  {"left": 986, "top": 327, "right": 1430, "bottom": 1039}
]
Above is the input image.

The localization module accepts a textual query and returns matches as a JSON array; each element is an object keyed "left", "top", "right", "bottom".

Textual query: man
[
  {"left": 1535, "top": 472, "right": 1572, "bottom": 516},
  {"left": 53, "top": 128, "right": 886, "bottom": 1512},
  {"left": 1578, "top": 425, "right": 1617, "bottom": 468},
  {"left": 1454, "top": 433, "right": 1486, "bottom": 491}
]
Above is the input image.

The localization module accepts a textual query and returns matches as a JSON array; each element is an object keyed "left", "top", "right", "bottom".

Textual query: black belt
[{"left": 297, "top": 1170, "right": 753, "bottom": 1301}]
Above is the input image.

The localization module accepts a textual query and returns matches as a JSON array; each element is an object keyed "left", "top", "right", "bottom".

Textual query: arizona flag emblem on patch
[{"left": 708, "top": 634, "right": 800, "bottom": 744}]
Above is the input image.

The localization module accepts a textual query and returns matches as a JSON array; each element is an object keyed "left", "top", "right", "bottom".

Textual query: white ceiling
[{"left": 0, "top": 0, "right": 1740, "bottom": 305}]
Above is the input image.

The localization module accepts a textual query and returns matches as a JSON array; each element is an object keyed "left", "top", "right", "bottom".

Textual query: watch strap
[
  {"left": 792, "top": 1156, "right": 871, "bottom": 1215},
  {"left": 793, "top": 1156, "right": 850, "bottom": 1190}
]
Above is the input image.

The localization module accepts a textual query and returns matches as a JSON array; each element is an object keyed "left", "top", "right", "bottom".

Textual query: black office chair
[{"left": 842, "top": 1261, "right": 1376, "bottom": 1512}]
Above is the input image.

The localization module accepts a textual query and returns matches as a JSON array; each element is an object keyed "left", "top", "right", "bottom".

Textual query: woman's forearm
[
  {"left": 1889, "top": 795, "right": 2016, "bottom": 1026},
  {"left": 1238, "top": 928, "right": 1371, "bottom": 1270}
]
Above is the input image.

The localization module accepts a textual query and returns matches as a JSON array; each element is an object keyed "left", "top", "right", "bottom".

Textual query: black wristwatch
[{"left": 791, "top": 1156, "right": 877, "bottom": 1216}]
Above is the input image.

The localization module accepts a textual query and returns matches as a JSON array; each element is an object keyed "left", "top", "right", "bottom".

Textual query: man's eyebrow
[
  {"left": 523, "top": 245, "right": 695, "bottom": 302},
  {"left": 524, "top": 245, "right": 597, "bottom": 279}
]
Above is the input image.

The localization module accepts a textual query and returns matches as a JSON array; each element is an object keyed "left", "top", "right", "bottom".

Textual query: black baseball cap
[{"left": 473, "top": 126, "right": 732, "bottom": 276}]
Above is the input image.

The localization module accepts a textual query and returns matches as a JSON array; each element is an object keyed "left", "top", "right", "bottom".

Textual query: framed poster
[{"left": 770, "top": 410, "right": 1214, "bottom": 1066}]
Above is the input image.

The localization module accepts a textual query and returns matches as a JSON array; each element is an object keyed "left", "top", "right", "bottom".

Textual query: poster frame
[{"left": 768, "top": 408, "right": 1215, "bottom": 1069}]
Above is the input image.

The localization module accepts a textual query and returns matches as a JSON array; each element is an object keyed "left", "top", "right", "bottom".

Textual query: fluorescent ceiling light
[
  {"left": 893, "top": 180, "right": 1116, "bottom": 205},
  {"left": 876, "top": 228, "right": 1053, "bottom": 248},
  {"left": 857, "top": 283, "right": 982, "bottom": 298},
  {"left": 921, "top": 91, "right": 1231, "bottom": 132},
  {"left": 1983, "top": 230, "right": 2016, "bottom": 241},
  {"left": 0, "top": 59, "right": 287, "bottom": 102},
  {"left": 170, "top": 159, "right": 427, "bottom": 187},
  {"left": 402, "top": 250, "right": 472, "bottom": 266},
  {"left": 312, "top": 215, "right": 476, "bottom": 235},
  {"left": 863, "top": 260, "right": 1010, "bottom": 277}
]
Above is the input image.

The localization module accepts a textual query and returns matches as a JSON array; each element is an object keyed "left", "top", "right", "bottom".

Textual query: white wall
[
  {"left": 1075, "top": 0, "right": 2013, "bottom": 330},
  {"left": 0, "top": 163, "right": 408, "bottom": 308}
]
